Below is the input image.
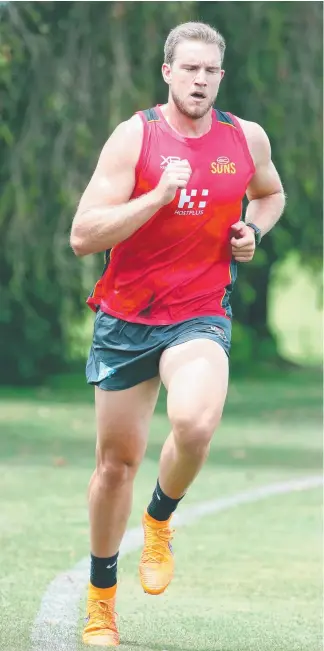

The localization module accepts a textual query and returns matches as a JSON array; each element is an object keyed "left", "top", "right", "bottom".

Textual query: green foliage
[
  {"left": 0, "top": 1, "right": 322, "bottom": 383},
  {"left": 205, "top": 1, "right": 323, "bottom": 263}
]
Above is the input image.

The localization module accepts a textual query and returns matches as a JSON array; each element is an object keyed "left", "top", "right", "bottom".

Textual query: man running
[{"left": 70, "top": 21, "right": 285, "bottom": 647}]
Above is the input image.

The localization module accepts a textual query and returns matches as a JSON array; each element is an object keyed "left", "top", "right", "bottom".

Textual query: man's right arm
[
  {"left": 70, "top": 115, "right": 192, "bottom": 257},
  {"left": 70, "top": 115, "right": 161, "bottom": 256}
]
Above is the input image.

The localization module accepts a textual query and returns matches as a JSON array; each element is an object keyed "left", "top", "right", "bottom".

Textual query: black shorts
[{"left": 86, "top": 311, "right": 231, "bottom": 391}]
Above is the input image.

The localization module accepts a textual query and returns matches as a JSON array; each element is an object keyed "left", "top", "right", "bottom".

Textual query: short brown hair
[{"left": 164, "top": 22, "right": 226, "bottom": 65}]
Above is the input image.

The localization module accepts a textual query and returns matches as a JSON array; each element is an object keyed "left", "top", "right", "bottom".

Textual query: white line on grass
[{"left": 30, "top": 475, "right": 323, "bottom": 651}]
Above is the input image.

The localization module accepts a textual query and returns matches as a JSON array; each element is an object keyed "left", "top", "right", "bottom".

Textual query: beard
[{"left": 171, "top": 88, "right": 216, "bottom": 120}]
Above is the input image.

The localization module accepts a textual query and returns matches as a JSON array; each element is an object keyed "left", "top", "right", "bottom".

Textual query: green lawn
[{"left": 0, "top": 370, "right": 322, "bottom": 651}]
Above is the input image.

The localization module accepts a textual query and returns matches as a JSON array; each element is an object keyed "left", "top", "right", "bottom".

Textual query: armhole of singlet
[
  {"left": 134, "top": 107, "right": 160, "bottom": 183},
  {"left": 225, "top": 111, "right": 256, "bottom": 177},
  {"left": 134, "top": 111, "right": 148, "bottom": 182}
]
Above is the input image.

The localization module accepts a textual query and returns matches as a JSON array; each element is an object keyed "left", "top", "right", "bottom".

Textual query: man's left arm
[{"left": 231, "top": 120, "right": 286, "bottom": 262}]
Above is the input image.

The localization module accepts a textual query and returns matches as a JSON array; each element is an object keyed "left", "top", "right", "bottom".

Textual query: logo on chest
[
  {"left": 210, "top": 156, "right": 236, "bottom": 174},
  {"left": 160, "top": 155, "right": 181, "bottom": 169},
  {"left": 175, "top": 189, "right": 209, "bottom": 216}
]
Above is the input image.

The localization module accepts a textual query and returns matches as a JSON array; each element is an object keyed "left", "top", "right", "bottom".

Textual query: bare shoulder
[
  {"left": 113, "top": 113, "right": 143, "bottom": 141},
  {"left": 75, "top": 115, "right": 144, "bottom": 217},
  {"left": 235, "top": 116, "right": 284, "bottom": 198},
  {"left": 99, "top": 114, "right": 144, "bottom": 169},
  {"left": 235, "top": 117, "right": 271, "bottom": 166}
]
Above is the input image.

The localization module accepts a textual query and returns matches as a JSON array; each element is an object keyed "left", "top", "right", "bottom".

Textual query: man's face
[{"left": 162, "top": 39, "right": 225, "bottom": 120}]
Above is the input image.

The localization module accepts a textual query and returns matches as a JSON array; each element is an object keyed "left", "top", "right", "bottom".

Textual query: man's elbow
[
  {"left": 267, "top": 188, "right": 286, "bottom": 213},
  {"left": 70, "top": 237, "right": 86, "bottom": 257},
  {"left": 277, "top": 189, "right": 287, "bottom": 213},
  {"left": 70, "top": 223, "right": 88, "bottom": 257}
]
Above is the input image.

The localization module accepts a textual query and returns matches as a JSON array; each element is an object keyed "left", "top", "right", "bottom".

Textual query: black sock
[
  {"left": 147, "top": 479, "right": 184, "bottom": 522},
  {"left": 90, "top": 551, "right": 119, "bottom": 589}
]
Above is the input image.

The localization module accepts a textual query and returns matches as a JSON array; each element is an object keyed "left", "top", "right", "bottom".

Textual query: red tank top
[{"left": 87, "top": 106, "right": 255, "bottom": 324}]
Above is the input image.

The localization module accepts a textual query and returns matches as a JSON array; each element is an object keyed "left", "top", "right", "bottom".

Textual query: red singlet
[{"left": 87, "top": 106, "right": 255, "bottom": 325}]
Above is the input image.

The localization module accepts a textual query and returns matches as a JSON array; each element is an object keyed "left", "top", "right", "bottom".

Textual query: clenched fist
[
  {"left": 230, "top": 222, "right": 256, "bottom": 262},
  {"left": 155, "top": 159, "right": 192, "bottom": 206}
]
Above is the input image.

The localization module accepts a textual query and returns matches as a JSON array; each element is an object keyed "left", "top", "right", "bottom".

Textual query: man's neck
[{"left": 161, "top": 102, "right": 213, "bottom": 138}]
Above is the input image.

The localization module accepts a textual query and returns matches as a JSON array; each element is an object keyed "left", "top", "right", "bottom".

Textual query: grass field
[{"left": 0, "top": 369, "right": 322, "bottom": 651}]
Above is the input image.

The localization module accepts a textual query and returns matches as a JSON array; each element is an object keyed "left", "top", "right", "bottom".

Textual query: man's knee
[
  {"left": 95, "top": 429, "right": 145, "bottom": 491},
  {"left": 170, "top": 410, "right": 220, "bottom": 457},
  {"left": 95, "top": 458, "right": 136, "bottom": 491}
]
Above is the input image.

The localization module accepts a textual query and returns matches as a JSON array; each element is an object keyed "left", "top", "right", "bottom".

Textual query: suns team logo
[{"left": 210, "top": 156, "right": 236, "bottom": 174}]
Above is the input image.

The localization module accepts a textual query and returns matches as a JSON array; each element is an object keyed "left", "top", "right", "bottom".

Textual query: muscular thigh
[
  {"left": 95, "top": 377, "right": 160, "bottom": 464},
  {"left": 159, "top": 339, "right": 229, "bottom": 433}
]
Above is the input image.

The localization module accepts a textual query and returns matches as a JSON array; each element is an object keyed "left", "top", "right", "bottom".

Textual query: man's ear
[{"left": 162, "top": 62, "right": 172, "bottom": 85}]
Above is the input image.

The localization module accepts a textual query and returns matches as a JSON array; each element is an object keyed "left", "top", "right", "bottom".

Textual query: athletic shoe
[
  {"left": 139, "top": 511, "right": 174, "bottom": 595},
  {"left": 83, "top": 584, "right": 119, "bottom": 646}
]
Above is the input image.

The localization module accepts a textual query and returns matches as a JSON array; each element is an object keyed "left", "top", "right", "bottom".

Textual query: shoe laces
[
  {"left": 87, "top": 598, "right": 118, "bottom": 633},
  {"left": 142, "top": 524, "right": 174, "bottom": 564}
]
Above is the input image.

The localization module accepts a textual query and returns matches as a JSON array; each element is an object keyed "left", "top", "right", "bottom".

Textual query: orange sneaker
[
  {"left": 83, "top": 584, "right": 119, "bottom": 647},
  {"left": 139, "top": 511, "right": 175, "bottom": 595}
]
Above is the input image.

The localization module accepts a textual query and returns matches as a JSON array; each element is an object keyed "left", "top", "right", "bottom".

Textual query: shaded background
[{"left": 0, "top": 0, "right": 323, "bottom": 383}]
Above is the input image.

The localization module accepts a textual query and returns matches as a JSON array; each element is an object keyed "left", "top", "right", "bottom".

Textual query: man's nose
[{"left": 194, "top": 68, "right": 207, "bottom": 85}]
